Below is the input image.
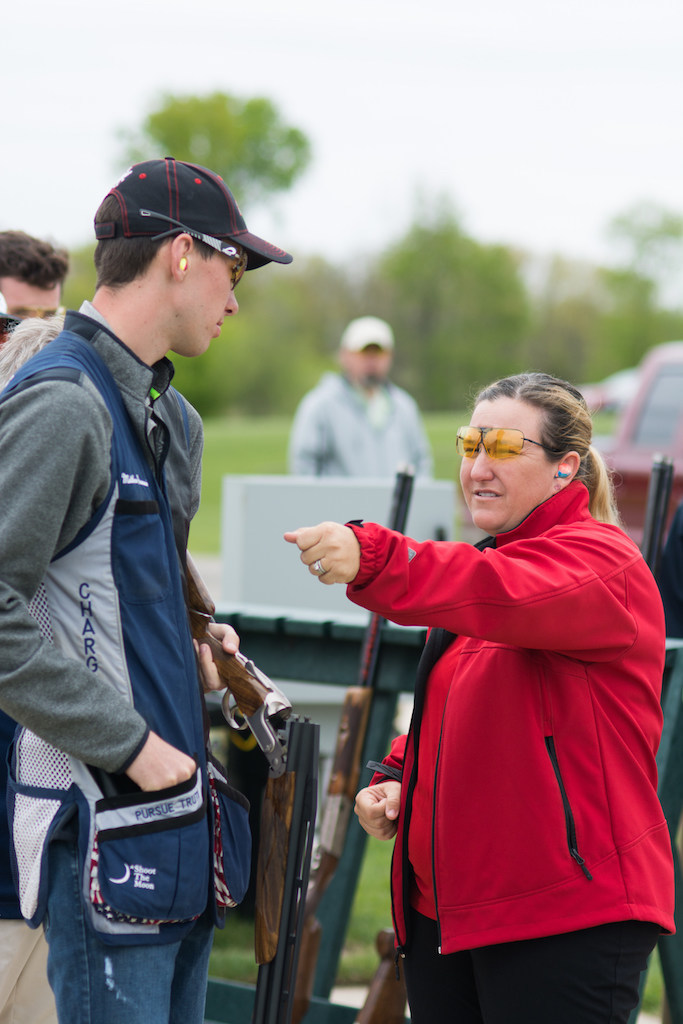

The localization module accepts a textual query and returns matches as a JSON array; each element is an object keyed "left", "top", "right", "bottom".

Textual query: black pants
[{"left": 403, "top": 910, "right": 659, "bottom": 1024}]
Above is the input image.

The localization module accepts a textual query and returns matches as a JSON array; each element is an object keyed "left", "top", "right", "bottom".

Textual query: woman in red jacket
[{"left": 285, "top": 372, "right": 675, "bottom": 1024}]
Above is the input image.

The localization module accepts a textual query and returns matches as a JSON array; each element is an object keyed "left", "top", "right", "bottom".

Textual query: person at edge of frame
[
  {"left": 0, "top": 156, "right": 292, "bottom": 1024},
  {"left": 284, "top": 371, "right": 675, "bottom": 1024},
  {"left": 0, "top": 229, "right": 68, "bottom": 347},
  {"left": 0, "top": 229, "right": 69, "bottom": 1024}
]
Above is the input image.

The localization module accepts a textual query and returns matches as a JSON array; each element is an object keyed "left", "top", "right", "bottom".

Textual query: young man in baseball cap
[{"left": 0, "top": 158, "right": 291, "bottom": 1024}]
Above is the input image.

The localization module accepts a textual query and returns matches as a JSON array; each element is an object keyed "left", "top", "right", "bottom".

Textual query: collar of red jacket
[{"left": 493, "top": 480, "right": 591, "bottom": 548}]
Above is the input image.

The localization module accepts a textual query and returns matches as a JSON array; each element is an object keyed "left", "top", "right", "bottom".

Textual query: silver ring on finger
[{"left": 313, "top": 559, "right": 328, "bottom": 576}]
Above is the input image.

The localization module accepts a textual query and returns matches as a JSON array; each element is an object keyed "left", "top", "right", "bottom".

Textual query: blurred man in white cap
[{"left": 288, "top": 315, "right": 432, "bottom": 477}]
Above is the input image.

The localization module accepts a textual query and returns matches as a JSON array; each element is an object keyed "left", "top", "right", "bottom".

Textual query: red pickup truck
[{"left": 598, "top": 341, "right": 683, "bottom": 545}]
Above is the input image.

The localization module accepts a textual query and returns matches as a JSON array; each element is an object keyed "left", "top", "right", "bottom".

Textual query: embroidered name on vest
[
  {"left": 79, "top": 582, "right": 98, "bottom": 672},
  {"left": 120, "top": 472, "right": 149, "bottom": 487}
]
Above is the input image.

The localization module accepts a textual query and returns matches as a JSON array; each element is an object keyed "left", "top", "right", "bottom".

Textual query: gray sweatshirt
[
  {"left": 288, "top": 372, "right": 433, "bottom": 478},
  {"left": 0, "top": 309, "right": 203, "bottom": 772}
]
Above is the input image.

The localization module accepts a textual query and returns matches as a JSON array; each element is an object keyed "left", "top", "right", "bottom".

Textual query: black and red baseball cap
[{"left": 94, "top": 157, "right": 292, "bottom": 270}]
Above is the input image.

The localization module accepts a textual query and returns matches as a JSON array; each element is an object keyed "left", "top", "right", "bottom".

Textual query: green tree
[
  {"left": 61, "top": 242, "right": 97, "bottom": 311},
  {"left": 596, "top": 265, "right": 683, "bottom": 372},
  {"left": 522, "top": 256, "right": 608, "bottom": 385},
  {"left": 169, "top": 255, "right": 358, "bottom": 417},
  {"left": 519, "top": 211, "right": 683, "bottom": 390},
  {"left": 595, "top": 202, "right": 683, "bottom": 371},
  {"left": 364, "top": 203, "right": 531, "bottom": 410},
  {"left": 121, "top": 92, "right": 311, "bottom": 208},
  {"left": 606, "top": 201, "right": 683, "bottom": 298}
]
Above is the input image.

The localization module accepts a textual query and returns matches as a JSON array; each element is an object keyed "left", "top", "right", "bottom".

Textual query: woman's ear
[{"left": 553, "top": 452, "right": 580, "bottom": 484}]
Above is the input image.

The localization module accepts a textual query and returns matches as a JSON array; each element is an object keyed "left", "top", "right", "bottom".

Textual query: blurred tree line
[{"left": 61, "top": 93, "right": 683, "bottom": 417}]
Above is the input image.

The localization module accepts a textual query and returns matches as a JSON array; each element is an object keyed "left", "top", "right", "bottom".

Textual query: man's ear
[{"left": 168, "top": 234, "right": 194, "bottom": 281}]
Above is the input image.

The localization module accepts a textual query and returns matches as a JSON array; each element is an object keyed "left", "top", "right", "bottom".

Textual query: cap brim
[
  {"left": 226, "top": 229, "right": 293, "bottom": 270},
  {"left": 342, "top": 340, "right": 394, "bottom": 352}
]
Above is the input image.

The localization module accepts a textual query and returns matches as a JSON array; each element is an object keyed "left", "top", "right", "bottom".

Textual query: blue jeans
[{"left": 43, "top": 840, "right": 214, "bottom": 1024}]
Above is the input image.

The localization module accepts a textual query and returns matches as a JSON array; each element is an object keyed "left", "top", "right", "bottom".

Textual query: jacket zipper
[
  {"left": 545, "top": 735, "right": 592, "bottom": 880},
  {"left": 396, "top": 745, "right": 418, "bottom": 960},
  {"left": 395, "top": 626, "right": 463, "bottom": 959},
  {"left": 431, "top": 707, "right": 449, "bottom": 953}
]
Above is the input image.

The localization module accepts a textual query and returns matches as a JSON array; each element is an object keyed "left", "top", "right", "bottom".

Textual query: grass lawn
[
  {"left": 210, "top": 833, "right": 394, "bottom": 986},
  {"left": 190, "top": 411, "right": 473, "bottom": 554},
  {"left": 189, "top": 410, "right": 619, "bottom": 554}
]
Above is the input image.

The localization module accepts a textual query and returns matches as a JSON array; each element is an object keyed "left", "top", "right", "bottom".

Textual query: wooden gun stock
[
  {"left": 186, "top": 553, "right": 291, "bottom": 775},
  {"left": 186, "top": 553, "right": 276, "bottom": 716},
  {"left": 355, "top": 930, "right": 407, "bottom": 1024},
  {"left": 291, "top": 687, "right": 372, "bottom": 1022},
  {"left": 252, "top": 719, "right": 319, "bottom": 1024},
  {"left": 255, "top": 770, "right": 297, "bottom": 964}
]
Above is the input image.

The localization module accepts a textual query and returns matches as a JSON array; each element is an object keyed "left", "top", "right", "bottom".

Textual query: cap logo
[{"left": 114, "top": 167, "right": 134, "bottom": 187}]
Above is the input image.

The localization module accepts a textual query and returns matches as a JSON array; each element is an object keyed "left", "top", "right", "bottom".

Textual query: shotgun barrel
[{"left": 641, "top": 454, "right": 674, "bottom": 576}]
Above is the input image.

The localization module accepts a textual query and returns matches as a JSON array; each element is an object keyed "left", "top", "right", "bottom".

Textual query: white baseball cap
[{"left": 339, "top": 316, "right": 394, "bottom": 352}]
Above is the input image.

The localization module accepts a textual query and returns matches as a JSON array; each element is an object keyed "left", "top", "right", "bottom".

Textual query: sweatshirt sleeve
[
  {"left": 369, "top": 733, "right": 406, "bottom": 786},
  {"left": 346, "top": 518, "right": 652, "bottom": 661},
  {"left": 0, "top": 379, "right": 150, "bottom": 772}
]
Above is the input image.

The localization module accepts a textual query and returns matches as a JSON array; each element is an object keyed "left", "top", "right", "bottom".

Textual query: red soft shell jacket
[{"left": 347, "top": 482, "right": 675, "bottom": 955}]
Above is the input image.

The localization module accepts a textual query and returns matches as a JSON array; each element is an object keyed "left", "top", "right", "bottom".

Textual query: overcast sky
[{"left": 3, "top": 0, "right": 682, "bottom": 271}]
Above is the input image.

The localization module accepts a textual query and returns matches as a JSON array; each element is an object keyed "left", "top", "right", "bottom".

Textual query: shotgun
[
  {"left": 291, "top": 466, "right": 415, "bottom": 1024},
  {"left": 186, "top": 553, "right": 291, "bottom": 776},
  {"left": 641, "top": 454, "right": 674, "bottom": 577},
  {"left": 186, "top": 555, "right": 320, "bottom": 1023},
  {"left": 252, "top": 717, "right": 319, "bottom": 1024}
]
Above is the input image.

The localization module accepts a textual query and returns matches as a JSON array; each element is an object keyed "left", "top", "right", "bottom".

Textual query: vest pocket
[
  {"left": 91, "top": 768, "right": 210, "bottom": 923},
  {"left": 112, "top": 498, "right": 171, "bottom": 604}
]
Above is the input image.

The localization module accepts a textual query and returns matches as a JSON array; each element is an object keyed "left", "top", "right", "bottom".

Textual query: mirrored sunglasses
[
  {"left": 456, "top": 426, "right": 558, "bottom": 460},
  {"left": 140, "top": 209, "right": 248, "bottom": 287}
]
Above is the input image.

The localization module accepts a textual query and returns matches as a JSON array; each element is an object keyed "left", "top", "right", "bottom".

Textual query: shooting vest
[{"left": 3, "top": 333, "right": 250, "bottom": 944}]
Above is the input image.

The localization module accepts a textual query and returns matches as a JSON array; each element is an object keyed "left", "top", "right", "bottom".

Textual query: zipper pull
[
  {"left": 394, "top": 946, "right": 405, "bottom": 980},
  {"left": 571, "top": 848, "right": 593, "bottom": 880}
]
